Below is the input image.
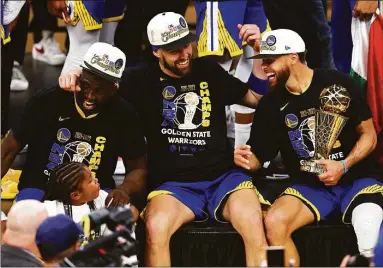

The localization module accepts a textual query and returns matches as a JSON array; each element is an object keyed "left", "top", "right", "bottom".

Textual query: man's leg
[
  {"left": 209, "top": 170, "right": 270, "bottom": 266},
  {"left": 264, "top": 195, "right": 314, "bottom": 266},
  {"left": 142, "top": 180, "right": 208, "bottom": 266},
  {"left": 62, "top": 21, "right": 100, "bottom": 74},
  {"left": 222, "top": 189, "right": 267, "bottom": 266},
  {"left": 340, "top": 178, "right": 383, "bottom": 257},
  {"left": 265, "top": 184, "right": 337, "bottom": 266},
  {"left": 143, "top": 195, "right": 195, "bottom": 266},
  {"left": 1, "top": 41, "right": 14, "bottom": 137}
]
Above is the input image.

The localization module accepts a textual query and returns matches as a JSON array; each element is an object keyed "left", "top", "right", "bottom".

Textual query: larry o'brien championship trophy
[
  {"left": 179, "top": 92, "right": 200, "bottom": 130},
  {"left": 300, "top": 85, "right": 351, "bottom": 175}
]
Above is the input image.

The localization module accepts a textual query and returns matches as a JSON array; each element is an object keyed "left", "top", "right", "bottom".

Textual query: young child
[
  {"left": 43, "top": 162, "right": 138, "bottom": 265},
  {"left": 43, "top": 162, "right": 107, "bottom": 223}
]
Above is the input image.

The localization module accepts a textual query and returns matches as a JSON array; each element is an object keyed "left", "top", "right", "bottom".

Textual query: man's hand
[
  {"left": 353, "top": 0, "right": 378, "bottom": 20},
  {"left": 238, "top": 24, "right": 261, "bottom": 52},
  {"left": 316, "top": 159, "right": 345, "bottom": 186},
  {"left": 234, "top": 145, "right": 260, "bottom": 171},
  {"left": 59, "top": 69, "right": 82, "bottom": 92},
  {"left": 105, "top": 188, "right": 131, "bottom": 207},
  {"left": 48, "top": 0, "right": 71, "bottom": 22}
]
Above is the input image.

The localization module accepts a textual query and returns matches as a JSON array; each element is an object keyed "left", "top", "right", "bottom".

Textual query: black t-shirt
[
  {"left": 249, "top": 69, "right": 382, "bottom": 186},
  {"left": 120, "top": 58, "right": 248, "bottom": 188},
  {"left": 14, "top": 86, "right": 146, "bottom": 191}
]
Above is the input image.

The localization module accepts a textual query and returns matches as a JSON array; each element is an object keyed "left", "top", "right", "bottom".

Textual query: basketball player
[
  {"left": 1, "top": 43, "right": 147, "bottom": 210},
  {"left": 60, "top": 12, "right": 271, "bottom": 266},
  {"left": 234, "top": 29, "right": 383, "bottom": 266},
  {"left": 48, "top": 0, "right": 125, "bottom": 74},
  {"left": 194, "top": 0, "right": 269, "bottom": 147},
  {"left": 1, "top": 0, "right": 27, "bottom": 139}
]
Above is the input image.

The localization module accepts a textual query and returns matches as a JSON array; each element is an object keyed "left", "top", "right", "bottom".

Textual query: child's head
[{"left": 46, "top": 162, "right": 100, "bottom": 204}]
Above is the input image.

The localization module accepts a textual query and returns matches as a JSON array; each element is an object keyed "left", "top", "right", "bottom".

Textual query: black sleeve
[
  {"left": 117, "top": 102, "right": 147, "bottom": 160},
  {"left": 247, "top": 95, "right": 280, "bottom": 163},
  {"left": 12, "top": 86, "right": 57, "bottom": 144},
  {"left": 343, "top": 75, "right": 372, "bottom": 125},
  {"left": 209, "top": 61, "right": 249, "bottom": 105}
]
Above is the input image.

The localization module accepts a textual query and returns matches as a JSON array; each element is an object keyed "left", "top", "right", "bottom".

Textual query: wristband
[{"left": 340, "top": 160, "right": 348, "bottom": 173}]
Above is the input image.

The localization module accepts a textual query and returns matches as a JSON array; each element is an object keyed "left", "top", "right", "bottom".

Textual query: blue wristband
[{"left": 340, "top": 160, "right": 348, "bottom": 173}]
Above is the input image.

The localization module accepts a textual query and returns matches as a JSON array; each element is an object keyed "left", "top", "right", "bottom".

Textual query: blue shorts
[
  {"left": 195, "top": 0, "right": 268, "bottom": 57},
  {"left": 146, "top": 169, "right": 271, "bottom": 222},
  {"left": 282, "top": 178, "right": 383, "bottom": 223},
  {"left": 71, "top": 0, "right": 125, "bottom": 30}
]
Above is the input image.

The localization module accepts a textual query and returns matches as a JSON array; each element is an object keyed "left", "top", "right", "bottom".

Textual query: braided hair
[
  {"left": 44, "top": 162, "right": 88, "bottom": 203},
  {"left": 45, "top": 162, "right": 99, "bottom": 240}
]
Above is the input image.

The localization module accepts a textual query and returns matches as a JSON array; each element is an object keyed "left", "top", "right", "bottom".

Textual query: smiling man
[
  {"left": 1, "top": 43, "right": 147, "bottom": 211},
  {"left": 59, "top": 12, "right": 271, "bottom": 266},
  {"left": 235, "top": 29, "right": 383, "bottom": 266}
]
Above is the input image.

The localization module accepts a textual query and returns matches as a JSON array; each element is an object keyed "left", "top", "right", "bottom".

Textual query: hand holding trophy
[{"left": 300, "top": 85, "right": 351, "bottom": 175}]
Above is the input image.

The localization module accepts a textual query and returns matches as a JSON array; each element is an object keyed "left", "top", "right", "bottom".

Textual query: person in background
[
  {"left": 331, "top": 0, "right": 380, "bottom": 73},
  {"left": 1, "top": 200, "right": 48, "bottom": 267},
  {"left": 30, "top": 0, "right": 66, "bottom": 66},
  {"left": 48, "top": 0, "right": 126, "bottom": 74},
  {"left": 194, "top": 0, "right": 269, "bottom": 147},
  {"left": 9, "top": 3, "right": 29, "bottom": 92},
  {"left": 261, "top": 0, "right": 335, "bottom": 69},
  {"left": 1, "top": 0, "right": 27, "bottom": 137},
  {"left": 36, "top": 214, "right": 82, "bottom": 266}
]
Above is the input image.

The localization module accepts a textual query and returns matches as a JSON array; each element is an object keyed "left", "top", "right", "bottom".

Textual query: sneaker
[
  {"left": 32, "top": 37, "right": 66, "bottom": 66},
  {"left": 10, "top": 61, "right": 29, "bottom": 91},
  {"left": 114, "top": 157, "right": 126, "bottom": 175}
]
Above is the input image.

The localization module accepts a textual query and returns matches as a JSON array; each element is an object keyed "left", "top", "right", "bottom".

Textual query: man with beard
[
  {"left": 1, "top": 42, "right": 147, "bottom": 212},
  {"left": 60, "top": 12, "right": 271, "bottom": 267},
  {"left": 235, "top": 29, "right": 383, "bottom": 266}
]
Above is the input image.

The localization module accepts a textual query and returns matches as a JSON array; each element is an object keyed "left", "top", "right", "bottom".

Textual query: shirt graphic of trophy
[
  {"left": 300, "top": 84, "right": 351, "bottom": 175},
  {"left": 178, "top": 92, "right": 199, "bottom": 130}
]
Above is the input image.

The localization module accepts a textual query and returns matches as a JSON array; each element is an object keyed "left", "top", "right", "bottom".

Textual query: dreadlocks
[{"left": 44, "top": 162, "right": 88, "bottom": 202}]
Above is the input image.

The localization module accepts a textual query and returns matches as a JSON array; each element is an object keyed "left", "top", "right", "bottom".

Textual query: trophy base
[
  {"left": 300, "top": 160, "right": 326, "bottom": 175},
  {"left": 179, "top": 123, "right": 197, "bottom": 130}
]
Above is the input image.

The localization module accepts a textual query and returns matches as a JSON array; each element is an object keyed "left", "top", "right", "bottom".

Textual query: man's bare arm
[
  {"left": 345, "top": 119, "right": 377, "bottom": 170},
  {"left": 1, "top": 132, "right": 25, "bottom": 178},
  {"left": 119, "top": 155, "right": 148, "bottom": 196},
  {"left": 240, "top": 90, "right": 263, "bottom": 109},
  {"left": 234, "top": 145, "right": 262, "bottom": 172}
]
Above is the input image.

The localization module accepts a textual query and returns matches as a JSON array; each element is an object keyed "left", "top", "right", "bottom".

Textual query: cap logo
[
  {"left": 90, "top": 53, "right": 121, "bottom": 74},
  {"left": 115, "top": 59, "right": 124, "bottom": 70},
  {"left": 285, "top": 45, "right": 291, "bottom": 50},
  {"left": 161, "top": 20, "right": 188, "bottom": 43},
  {"left": 260, "top": 41, "right": 276, "bottom": 51},
  {"left": 179, "top": 17, "right": 187, "bottom": 28},
  {"left": 266, "top": 35, "right": 276, "bottom": 46}
]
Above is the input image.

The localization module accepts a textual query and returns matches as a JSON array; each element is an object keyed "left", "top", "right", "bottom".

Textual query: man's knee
[
  {"left": 144, "top": 210, "right": 174, "bottom": 246},
  {"left": 226, "top": 189, "right": 263, "bottom": 225},
  {"left": 264, "top": 208, "right": 291, "bottom": 242}
]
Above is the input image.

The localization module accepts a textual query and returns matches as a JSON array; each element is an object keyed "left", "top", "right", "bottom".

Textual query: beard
[
  {"left": 270, "top": 66, "right": 290, "bottom": 91},
  {"left": 160, "top": 55, "right": 192, "bottom": 77}
]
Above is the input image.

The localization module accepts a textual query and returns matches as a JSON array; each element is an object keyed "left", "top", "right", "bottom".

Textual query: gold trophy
[{"left": 300, "top": 84, "right": 351, "bottom": 175}]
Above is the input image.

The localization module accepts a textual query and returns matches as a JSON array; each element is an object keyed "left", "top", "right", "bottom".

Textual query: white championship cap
[
  {"left": 81, "top": 42, "right": 126, "bottom": 83},
  {"left": 250, "top": 29, "right": 306, "bottom": 59},
  {"left": 147, "top": 12, "right": 197, "bottom": 50}
]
